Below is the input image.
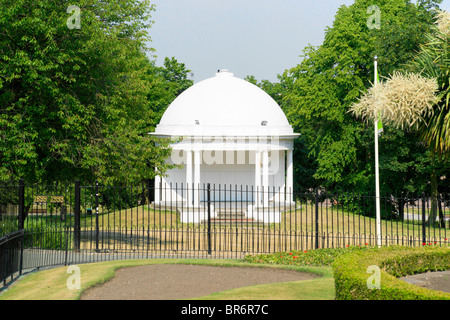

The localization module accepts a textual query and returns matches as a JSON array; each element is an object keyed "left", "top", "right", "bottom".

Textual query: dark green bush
[
  {"left": 24, "top": 224, "right": 71, "bottom": 250},
  {"left": 0, "top": 217, "right": 18, "bottom": 238}
]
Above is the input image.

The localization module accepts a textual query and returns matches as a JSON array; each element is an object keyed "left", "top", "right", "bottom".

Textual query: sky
[{"left": 148, "top": 0, "right": 450, "bottom": 83}]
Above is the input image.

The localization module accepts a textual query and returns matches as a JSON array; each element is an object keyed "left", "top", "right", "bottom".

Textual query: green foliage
[
  {"left": 245, "top": 235, "right": 450, "bottom": 300},
  {"left": 281, "top": 0, "right": 444, "bottom": 194},
  {"left": 145, "top": 57, "right": 194, "bottom": 130},
  {"left": 332, "top": 245, "right": 450, "bottom": 300},
  {"left": 23, "top": 223, "right": 71, "bottom": 250},
  {"left": 0, "top": 216, "right": 18, "bottom": 238},
  {"left": 97, "top": 185, "right": 146, "bottom": 212},
  {"left": 406, "top": 15, "right": 450, "bottom": 157},
  {"left": 244, "top": 245, "right": 376, "bottom": 267},
  {"left": 0, "top": 0, "right": 184, "bottom": 185}
]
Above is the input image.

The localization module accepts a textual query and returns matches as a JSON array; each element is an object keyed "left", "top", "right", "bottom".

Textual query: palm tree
[
  {"left": 408, "top": 10, "right": 450, "bottom": 157},
  {"left": 409, "top": 10, "right": 450, "bottom": 227}
]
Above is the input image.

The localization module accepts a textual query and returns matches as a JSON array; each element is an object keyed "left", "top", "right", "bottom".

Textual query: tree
[
  {"left": 0, "top": 0, "right": 175, "bottom": 185},
  {"left": 408, "top": 10, "right": 450, "bottom": 157},
  {"left": 350, "top": 9, "right": 450, "bottom": 224},
  {"left": 245, "top": 75, "right": 285, "bottom": 106},
  {"left": 282, "top": 0, "right": 442, "bottom": 200},
  {"left": 159, "top": 57, "right": 193, "bottom": 97},
  {"left": 146, "top": 57, "right": 194, "bottom": 130}
]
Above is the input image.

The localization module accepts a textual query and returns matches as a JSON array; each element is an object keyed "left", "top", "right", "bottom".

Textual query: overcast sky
[{"left": 148, "top": 0, "right": 450, "bottom": 83}]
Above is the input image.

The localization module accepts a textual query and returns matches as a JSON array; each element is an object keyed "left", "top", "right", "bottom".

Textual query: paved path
[
  {"left": 80, "top": 264, "right": 319, "bottom": 300},
  {"left": 400, "top": 270, "right": 450, "bottom": 293}
]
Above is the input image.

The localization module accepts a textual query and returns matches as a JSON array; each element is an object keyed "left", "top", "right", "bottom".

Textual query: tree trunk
[
  {"left": 437, "top": 195, "right": 445, "bottom": 228},
  {"left": 397, "top": 195, "right": 405, "bottom": 221},
  {"left": 427, "top": 170, "right": 438, "bottom": 226}
]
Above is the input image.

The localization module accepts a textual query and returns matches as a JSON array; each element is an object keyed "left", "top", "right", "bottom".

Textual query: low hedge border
[{"left": 332, "top": 245, "right": 450, "bottom": 300}]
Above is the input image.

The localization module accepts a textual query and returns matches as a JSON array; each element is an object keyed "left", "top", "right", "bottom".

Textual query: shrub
[
  {"left": 24, "top": 223, "right": 71, "bottom": 250},
  {"left": 332, "top": 245, "right": 450, "bottom": 300},
  {"left": 0, "top": 217, "right": 18, "bottom": 238},
  {"left": 245, "top": 245, "right": 450, "bottom": 300},
  {"left": 244, "top": 245, "right": 376, "bottom": 266}
]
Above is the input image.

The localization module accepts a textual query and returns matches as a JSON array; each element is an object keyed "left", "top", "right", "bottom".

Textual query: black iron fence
[
  {"left": 0, "top": 180, "right": 449, "bottom": 278},
  {"left": 0, "top": 230, "right": 24, "bottom": 286}
]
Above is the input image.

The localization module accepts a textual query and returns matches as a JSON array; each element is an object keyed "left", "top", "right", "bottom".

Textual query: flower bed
[{"left": 244, "top": 244, "right": 376, "bottom": 267}]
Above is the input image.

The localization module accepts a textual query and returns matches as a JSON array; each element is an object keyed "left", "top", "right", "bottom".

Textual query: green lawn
[
  {"left": 20, "top": 203, "right": 449, "bottom": 235},
  {"left": 0, "top": 259, "right": 335, "bottom": 300}
]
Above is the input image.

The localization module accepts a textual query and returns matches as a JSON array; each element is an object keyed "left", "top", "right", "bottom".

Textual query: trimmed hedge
[
  {"left": 332, "top": 245, "right": 450, "bottom": 300},
  {"left": 244, "top": 246, "right": 377, "bottom": 266}
]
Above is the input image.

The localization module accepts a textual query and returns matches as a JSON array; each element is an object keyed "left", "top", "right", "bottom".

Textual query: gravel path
[
  {"left": 80, "top": 265, "right": 450, "bottom": 300},
  {"left": 400, "top": 270, "right": 450, "bottom": 293},
  {"left": 80, "top": 264, "right": 319, "bottom": 300}
]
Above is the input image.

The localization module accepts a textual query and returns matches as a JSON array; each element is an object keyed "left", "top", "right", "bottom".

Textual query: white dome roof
[{"left": 153, "top": 70, "right": 297, "bottom": 137}]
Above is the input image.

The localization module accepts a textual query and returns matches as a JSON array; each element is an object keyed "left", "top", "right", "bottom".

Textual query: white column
[
  {"left": 155, "top": 173, "right": 161, "bottom": 204},
  {"left": 186, "top": 150, "right": 192, "bottom": 207},
  {"left": 262, "top": 150, "right": 269, "bottom": 207},
  {"left": 286, "top": 149, "right": 293, "bottom": 203},
  {"left": 194, "top": 150, "right": 201, "bottom": 207},
  {"left": 254, "top": 151, "right": 261, "bottom": 206}
]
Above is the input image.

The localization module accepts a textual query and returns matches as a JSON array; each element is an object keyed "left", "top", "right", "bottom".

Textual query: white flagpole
[{"left": 374, "top": 56, "right": 381, "bottom": 248}]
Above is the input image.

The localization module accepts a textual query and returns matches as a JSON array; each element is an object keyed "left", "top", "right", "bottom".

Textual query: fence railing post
[
  {"left": 315, "top": 188, "right": 319, "bottom": 249},
  {"left": 18, "top": 179, "right": 25, "bottom": 230},
  {"left": 19, "top": 229, "right": 24, "bottom": 276},
  {"left": 207, "top": 183, "right": 212, "bottom": 255},
  {"left": 95, "top": 181, "right": 99, "bottom": 252},
  {"left": 65, "top": 226, "right": 69, "bottom": 266},
  {"left": 422, "top": 193, "right": 426, "bottom": 245},
  {"left": 74, "top": 180, "right": 81, "bottom": 252}
]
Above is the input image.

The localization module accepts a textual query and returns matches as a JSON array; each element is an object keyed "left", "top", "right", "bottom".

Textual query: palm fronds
[{"left": 350, "top": 10, "right": 450, "bottom": 157}]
